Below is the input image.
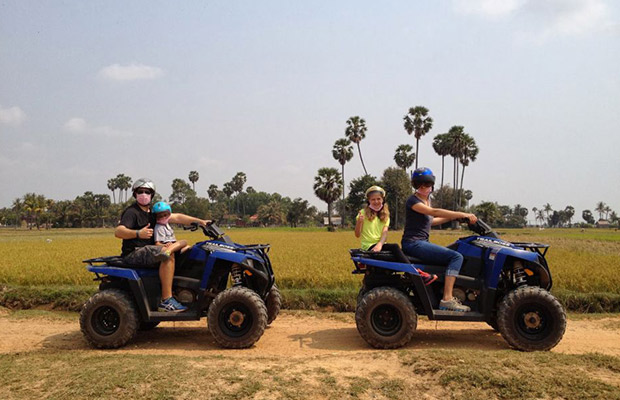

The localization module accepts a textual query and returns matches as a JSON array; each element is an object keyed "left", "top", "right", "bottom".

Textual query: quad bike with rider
[
  {"left": 351, "top": 168, "right": 566, "bottom": 352},
  {"left": 80, "top": 221, "right": 281, "bottom": 349}
]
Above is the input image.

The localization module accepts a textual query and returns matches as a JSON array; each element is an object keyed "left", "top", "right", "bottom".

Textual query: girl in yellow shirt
[{"left": 355, "top": 186, "right": 390, "bottom": 251}]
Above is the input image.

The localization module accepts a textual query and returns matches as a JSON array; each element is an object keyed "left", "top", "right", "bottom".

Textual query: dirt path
[{"left": 2, "top": 311, "right": 620, "bottom": 358}]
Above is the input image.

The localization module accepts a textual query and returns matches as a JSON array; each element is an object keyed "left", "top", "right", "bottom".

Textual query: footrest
[
  {"left": 148, "top": 311, "right": 200, "bottom": 321},
  {"left": 431, "top": 310, "right": 485, "bottom": 321}
]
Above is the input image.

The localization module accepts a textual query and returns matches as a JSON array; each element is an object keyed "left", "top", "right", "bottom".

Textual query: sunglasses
[{"left": 135, "top": 189, "right": 152, "bottom": 195}]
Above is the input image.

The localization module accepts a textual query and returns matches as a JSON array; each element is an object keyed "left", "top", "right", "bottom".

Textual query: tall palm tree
[
  {"left": 313, "top": 167, "right": 343, "bottom": 227},
  {"left": 332, "top": 138, "right": 354, "bottom": 226},
  {"left": 444, "top": 126, "right": 467, "bottom": 209},
  {"left": 107, "top": 178, "right": 117, "bottom": 204},
  {"left": 403, "top": 106, "right": 433, "bottom": 168},
  {"left": 459, "top": 134, "right": 479, "bottom": 194},
  {"left": 344, "top": 116, "right": 368, "bottom": 175},
  {"left": 543, "top": 203, "right": 553, "bottom": 223},
  {"left": 394, "top": 144, "right": 415, "bottom": 173},
  {"left": 11, "top": 198, "right": 23, "bottom": 228},
  {"left": 115, "top": 174, "right": 132, "bottom": 203},
  {"left": 432, "top": 133, "right": 451, "bottom": 188},
  {"left": 188, "top": 171, "right": 199, "bottom": 191},
  {"left": 595, "top": 201, "right": 606, "bottom": 221}
]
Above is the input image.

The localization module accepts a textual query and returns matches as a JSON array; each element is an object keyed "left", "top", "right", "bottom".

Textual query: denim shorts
[{"left": 401, "top": 239, "right": 463, "bottom": 277}]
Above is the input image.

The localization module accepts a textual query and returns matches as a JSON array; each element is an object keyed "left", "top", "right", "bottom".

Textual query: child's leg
[{"left": 163, "top": 241, "right": 186, "bottom": 255}]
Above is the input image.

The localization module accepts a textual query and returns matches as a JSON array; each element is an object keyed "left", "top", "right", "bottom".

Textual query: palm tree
[
  {"left": 604, "top": 205, "right": 612, "bottom": 221},
  {"left": 432, "top": 133, "right": 451, "bottom": 188},
  {"left": 11, "top": 198, "right": 23, "bottom": 228},
  {"left": 532, "top": 207, "right": 538, "bottom": 226},
  {"left": 107, "top": 178, "right": 118, "bottom": 204},
  {"left": 207, "top": 184, "right": 219, "bottom": 203},
  {"left": 188, "top": 171, "right": 199, "bottom": 191},
  {"left": 313, "top": 167, "right": 343, "bottom": 227},
  {"left": 332, "top": 138, "right": 354, "bottom": 226},
  {"left": 403, "top": 106, "right": 433, "bottom": 168},
  {"left": 565, "top": 206, "right": 575, "bottom": 227},
  {"left": 394, "top": 144, "right": 415, "bottom": 173},
  {"left": 595, "top": 201, "right": 606, "bottom": 221},
  {"left": 344, "top": 116, "right": 368, "bottom": 175},
  {"left": 115, "top": 174, "right": 132, "bottom": 203},
  {"left": 459, "top": 134, "right": 479, "bottom": 194},
  {"left": 543, "top": 203, "right": 553, "bottom": 223},
  {"left": 444, "top": 126, "right": 467, "bottom": 209}
]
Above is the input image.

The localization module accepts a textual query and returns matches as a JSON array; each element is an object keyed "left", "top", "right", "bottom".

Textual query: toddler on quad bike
[
  {"left": 355, "top": 185, "right": 437, "bottom": 285},
  {"left": 402, "top": 167, "right": 477, "bottom": 312},
  {"left": 152, "top": 201, "right": 191, "bottom": 257}
]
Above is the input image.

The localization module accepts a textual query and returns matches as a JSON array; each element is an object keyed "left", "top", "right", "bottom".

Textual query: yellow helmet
[{"left": 365, "top": 185, "right": 386, "bottom": 198}]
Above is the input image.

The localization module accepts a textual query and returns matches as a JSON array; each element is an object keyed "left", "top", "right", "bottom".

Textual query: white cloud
[
  {"left": 454, "top": 0, "right": 614, "bottom": 40},
  {"left": 64, "top": 117, "right": 87, "bottom": 132},
  {"left": 98, "top": 63, "right": 164, "bottom": 81},
  {"left": 452, "top": 0, "right": 526, "bottom": 18},
  {"left": 0, "top": 105, "right": 26, "bottom": 126},
  {"left": 541, "top": 0, "right": 611, "bottom": 37},
  {"left": 63, "top": 117, "right": 133, "bottom": 138}
]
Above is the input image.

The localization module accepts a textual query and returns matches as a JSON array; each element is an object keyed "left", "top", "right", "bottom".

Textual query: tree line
[{"left": 1, "top": 171, "right": 320, "bottom": 229}]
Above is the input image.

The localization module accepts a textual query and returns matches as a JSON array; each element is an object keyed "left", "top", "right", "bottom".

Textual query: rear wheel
[
  {"left": 355, "top": 287, "right": 417, "bottom": 349},
  {"left": 207, "top": 287, "right": 268, "bottom": 348},
  {"left": 79, "top": 289, "right": 139, "bottom": 349},
  {"left": 497, "top": 286, "right": 566, "bottom": 351},
  {"left": 265, "top": 284, "right": 282, "bottom": 325}
]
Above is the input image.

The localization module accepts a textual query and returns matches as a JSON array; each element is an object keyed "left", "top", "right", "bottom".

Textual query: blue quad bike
[
  {"left": 79, "top": 222, "right": 281, "bottom": 349},
  {"left": 350, "top": 219, "right": 567, "bottom": 351}
]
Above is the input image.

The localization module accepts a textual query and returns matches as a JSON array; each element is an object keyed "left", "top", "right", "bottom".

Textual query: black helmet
[{"left": 411, "top": 167, "right": 435, "bottom": 187}]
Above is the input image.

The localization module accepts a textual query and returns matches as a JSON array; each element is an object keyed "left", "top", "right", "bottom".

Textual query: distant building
[
  {"left": 596, "top": 219, "right": 610, "bottom": 228},
  {"left": 323, "top": 216, "right": 342, "bottom": 226}
]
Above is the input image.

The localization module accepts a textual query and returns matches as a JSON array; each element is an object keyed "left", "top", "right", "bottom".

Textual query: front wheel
[
  {"left": 79, "top": 289, "right": 139, "bottom": 349},
  {"left": 355, "top": 287, "right": 417, "bottom": 349},
  {"left": 497, "top": 286, "right": 566, "bottom": 351},
  {"left": 207, "top": 287, "right": 268, "bottom": 348}
]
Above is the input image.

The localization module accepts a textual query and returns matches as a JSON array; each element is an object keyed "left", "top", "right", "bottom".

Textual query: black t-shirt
[
  {"left": 402, "top": 194, "right": 432, "bottom": 243},
  {"left": 118, "top": 203, "right": 157, "bottom": 257}
]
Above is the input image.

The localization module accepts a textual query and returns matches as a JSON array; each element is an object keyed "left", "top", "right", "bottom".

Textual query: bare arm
[
  {"left": 354, "top": 212, "right": 364, "bottom": 238},
  {"left": 431, "top": 217, "right": 451, "bottom": 226},
  {"left": 411, "top": 202, "right": 477, "bottom": 224},
  {"left": 114, "top": 224, "right": 153, "bottom": 240},
  {"left": 371, "top": 225, "right": 389, "bottom": 252},
  {"left": 168, "top": 213, "right": 210, "bottom": 226}
]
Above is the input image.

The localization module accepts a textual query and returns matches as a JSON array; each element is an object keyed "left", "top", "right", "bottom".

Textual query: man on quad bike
[
  {"left": 114, "top": 178, "right": 209, "bottom": 312},
  {"left": 402, "top": 167, "right": 477, "bottom": 312}
]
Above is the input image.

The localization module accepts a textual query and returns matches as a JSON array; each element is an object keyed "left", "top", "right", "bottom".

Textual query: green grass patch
[
  {"left": 2, "top": 349, "right": 620, "bottom": 400},
  {"left": 399, "top": 349, "right": 620, "bottom": 400}
]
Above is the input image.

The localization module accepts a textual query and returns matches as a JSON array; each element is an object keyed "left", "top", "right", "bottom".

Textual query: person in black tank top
[{"left": 401, "top": 168, "right": 477, "bottom": 312}]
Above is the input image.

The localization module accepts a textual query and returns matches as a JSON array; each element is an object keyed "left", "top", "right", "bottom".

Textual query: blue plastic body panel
[{"left": 86, "top": 266, "right": 158, "bottom": 280}]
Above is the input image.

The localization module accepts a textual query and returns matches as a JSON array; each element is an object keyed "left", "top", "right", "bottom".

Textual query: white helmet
[{"left": 132, "top": 178, "right": 156, "bottom": 195}]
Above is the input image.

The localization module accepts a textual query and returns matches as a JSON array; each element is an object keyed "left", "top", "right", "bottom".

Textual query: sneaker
[
  {"left": 158, "top": 297, "right": 187, "bottom": 312},
  {"left": 416, "top": 269, "right": 438, "bottom": 286},
  {"left": 153, "top": 251, "right": 171, "bottom": 262},
  {"left": 439, "top": 297, "right": 471, "bottom": 312}
]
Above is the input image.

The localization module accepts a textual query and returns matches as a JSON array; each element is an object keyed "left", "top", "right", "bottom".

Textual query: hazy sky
[{"left": 1, "top": 1, "right": 619, "bottom": 222}]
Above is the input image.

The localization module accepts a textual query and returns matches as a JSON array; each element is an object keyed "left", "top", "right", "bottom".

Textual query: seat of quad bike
[{"left": 83, "top": 256, "right": 135, "bottom": 268}]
